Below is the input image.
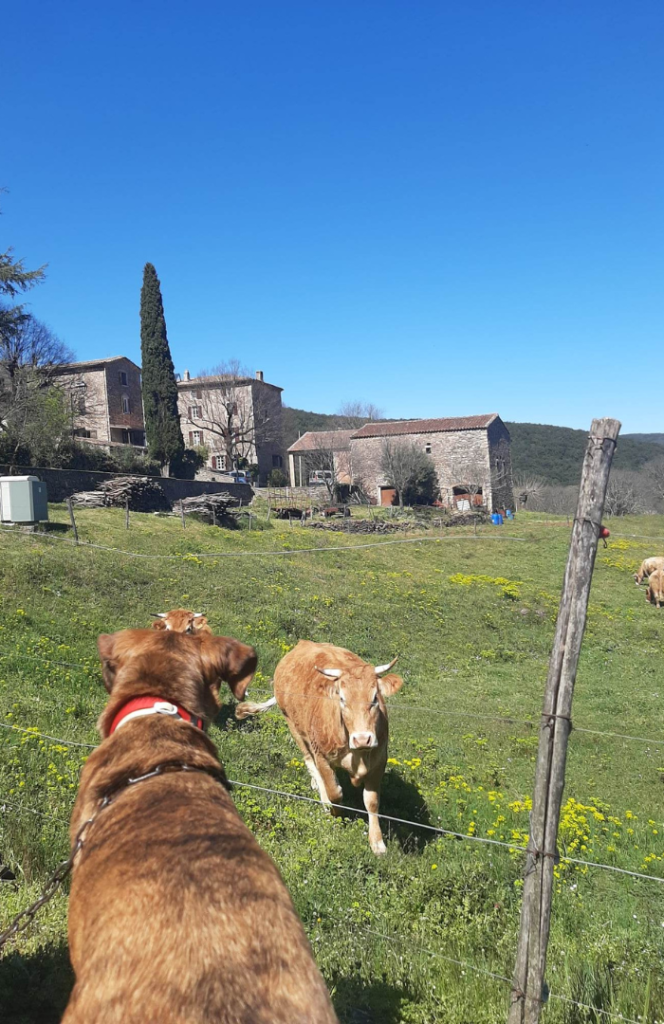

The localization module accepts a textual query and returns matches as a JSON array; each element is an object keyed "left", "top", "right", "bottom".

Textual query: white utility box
[{"left": 0, "top": 476, "right": 49, "bottom": 524}]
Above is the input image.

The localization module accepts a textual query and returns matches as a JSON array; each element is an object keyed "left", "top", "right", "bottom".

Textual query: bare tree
[
  {"left": 513, "top": 474, "right": 545, "bottom": 511},
  {"left": 604, "top": 469, "right": 647, "bottom": 517},
  {"left": 0, "top": 313, "right": 73, "bottom": 418},
  {"left": 336, "top": 400, "right": 384, "bottom": 428},
  {"left": 186, "top": 360, "right": 280, "bottom": 472},
  {"left": 645, "top": 458, "right": 664, "bottom": 511},
  {"left": 380, "top": 438, "right": 438, "bottom": 507}
]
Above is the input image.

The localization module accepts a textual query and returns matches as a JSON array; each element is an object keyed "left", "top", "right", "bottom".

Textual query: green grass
[{"left": 1, "top": 508, "right": 664, "bottom": 1023}]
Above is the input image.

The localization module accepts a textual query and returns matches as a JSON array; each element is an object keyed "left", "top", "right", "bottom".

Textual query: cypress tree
[{"left": 140, "top": 263, "right": 184, "bottom": 475}]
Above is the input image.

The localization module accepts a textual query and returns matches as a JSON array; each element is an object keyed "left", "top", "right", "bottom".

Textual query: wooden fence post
[
  {"left": 66, "top": 498, "right": 79, "bottom": 544},
  {"left": 125, "top": 499, "right": 130, "bottom": 530},
  {"left": 180, "top": 500, "right": 186, "bottom": 530},
  {"left": 507, "top": 417, "right": 621, "bottom": 1024}
]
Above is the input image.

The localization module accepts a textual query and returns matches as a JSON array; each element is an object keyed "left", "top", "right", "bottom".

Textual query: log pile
[
  {"left": 178, "top": 492, "right": 241, "bottom": 527},
  {"left": 70, "top": 476, "right": 171, "bottom": 513},
  {"left": 304, "top": 519, "right": 418, "bottom": 534}
]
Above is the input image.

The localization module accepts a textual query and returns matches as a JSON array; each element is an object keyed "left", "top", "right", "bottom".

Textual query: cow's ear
[
  {"left": 199, "top": 636, "right": 258, "bottom": 701},
  {"left": 151, "top": 619, "right": 167, "bottom": 631},
  {"left": 378, "top": 673, "right": 403, "bottom": 698},
  {"left": 97, "top": 633, "right": 118, "bottom": 693}
]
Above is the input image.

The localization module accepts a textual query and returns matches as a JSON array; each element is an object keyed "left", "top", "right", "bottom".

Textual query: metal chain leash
[
  {"left": 0, "top": 762, "right": 229, "bottom": 952},
  {"left": 0, "top": 798, "right": 108, "bottom": 951}
]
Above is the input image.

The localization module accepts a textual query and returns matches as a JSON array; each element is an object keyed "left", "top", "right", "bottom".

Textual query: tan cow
[
  {"left": 635, "top": 557, "right": 664, "bottom": 586},
  {"left": 646, "top": 569, "right": 664, "bottom": 608},
  {"left": 151, "top": 609, "right": 212, "bottom": 634},
  {"left": 236, "top": 640, "right": 402, "bottom": 855}
]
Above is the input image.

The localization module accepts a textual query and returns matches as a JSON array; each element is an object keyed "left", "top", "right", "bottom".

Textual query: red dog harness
[{"left": 109, "top": 697, "right": 204, "bottom": 736}]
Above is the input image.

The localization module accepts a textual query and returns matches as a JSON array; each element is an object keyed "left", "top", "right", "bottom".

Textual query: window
[
  {"left": 211, "top": 454, "right": 226, "bottom": 470},
  {"left": 76, "top": 395, "right": 86, "bottom": 414},
  {"left": 272, "top": 454, "right": 283, "bottom": 468},
  {"left": 121, "top": 396, "right": 130, "bottom": 414},
  {"left": 74, "top": 428, "right": 90, "bottom": 438},
  {"left": 195, "top": 390, "right": 202, "bottom": 399},
  {"left": 118, "top": 371, "right": 128, "bottom": 386},
  {"left": 189, "top": 430, "right": 204, "bottom": 446},
  {"left": 425, "top": 443, "right": 432, "bottom": 454},
  {"left": 188, "top": 406, "right": 202, "bottom": 419}
]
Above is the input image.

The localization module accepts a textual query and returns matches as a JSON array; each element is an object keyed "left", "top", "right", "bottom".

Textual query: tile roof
[
  {"left": 287, "top": 429, "right": 355, "bottom": 453},
  {"left": 178, "top": 375, "right": 282, "bottom": 391},
  {"left": 53, "top": 356, "right": 139, "bottom": 372},
  {"left": 350, "top": 415, "right": 498, "bottom": 439}
]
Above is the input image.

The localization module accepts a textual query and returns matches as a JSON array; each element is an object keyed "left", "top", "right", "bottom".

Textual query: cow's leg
[
  {"left": 283, "top": 719, "right": 324, "bottom": 794},
  {"left": 283, "top": 719, "right": 340, "bottom": 806},
  {"left": 311, "top": 751, "right": 343, "bottom": 813},
  {"left": 362, "top": 756, "right": 387, "bottom": 855}
]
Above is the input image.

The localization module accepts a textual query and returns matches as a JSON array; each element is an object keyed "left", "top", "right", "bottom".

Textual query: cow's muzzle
[{"left": 350, "top": 732, "right": 377, "bottom": 750}]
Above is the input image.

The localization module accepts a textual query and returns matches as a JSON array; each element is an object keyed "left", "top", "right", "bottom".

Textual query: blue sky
[{"left": 3, "top": 1, "right": 662, "bottom": 432}]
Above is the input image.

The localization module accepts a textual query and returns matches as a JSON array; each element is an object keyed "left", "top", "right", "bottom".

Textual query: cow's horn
[
  {"left": 375, "top": 656, "right": 398, "bottom": 675},
  {"left": 193, "top": 612, "right": 204, "bottom": 618},
  {"left": 315, "top": 665, "right": 342, "bottom": 679},
  {"left": 151, "top": 612, "right": 167, "bottom": 618}
]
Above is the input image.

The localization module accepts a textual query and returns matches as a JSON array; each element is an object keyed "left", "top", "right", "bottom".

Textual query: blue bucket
[
  {"left": 505, "top": 509, "right": 514, "bottom": 519},
  {"left": 491, "top": 513, "right": 502, "bottom": 525}
]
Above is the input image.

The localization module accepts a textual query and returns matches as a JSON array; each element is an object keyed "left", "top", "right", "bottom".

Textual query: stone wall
[
  {"left": 105, "top": 359, "right": 145, "bottom": 443},
  {"left": 252, "top": 380, "right": 285, "bottom": 484},
  {"left": 57, "top": 367, "right": 110, "bottom": 441},
  {"left": 178, "top": 377, "right": 284, "bottom": 486},
  {"left": 0, "top": 466, "right": 253, "bottom": 505},
  {"left": 487, "top": 419, "right": 514, "bottom": 510},
  {"left": 350, "top": 429, "right": 494, "bottom": 506}
]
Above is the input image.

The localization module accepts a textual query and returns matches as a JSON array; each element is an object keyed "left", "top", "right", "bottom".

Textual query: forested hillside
[
  {"left": 624, "top": 433, "right": 664, "bottom": 447},
  {"left": 506, "top": 423, "right": 663, "bottom": 485},
  {"left": 283, "top": 408, "right": 663, "bottom": 486}
]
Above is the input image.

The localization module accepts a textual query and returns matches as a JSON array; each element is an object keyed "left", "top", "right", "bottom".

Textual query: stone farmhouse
[
  {"left": 287, "top": 413, "right": 513, "bottom": 510},
  {"left": 55, "top": 357, "right": 285, "bottom": 485},
  {"left": 177, "top": 369, "right": 284, "bottom": 485},
  {"left": 51, "top": 357, "right": 146, "bottom": 448}
]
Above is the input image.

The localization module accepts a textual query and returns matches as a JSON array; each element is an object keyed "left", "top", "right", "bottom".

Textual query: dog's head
[
  {"left": 151, "top": 609, "right": 211, "bottom": 634},
  {"left": 97, "top": 629, "right": 257, "bottom": 729}
]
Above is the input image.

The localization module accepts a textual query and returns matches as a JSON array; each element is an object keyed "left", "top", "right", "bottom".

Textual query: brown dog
[
  {"left": 63, "top": 629, "right": 338, "bottom": 1024},
  {"left": 151, "top": 608, "right": 212, "bottom": 633}
]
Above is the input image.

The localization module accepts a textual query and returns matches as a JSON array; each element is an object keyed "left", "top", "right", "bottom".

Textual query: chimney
[
  {"left": 256, "top": 370, "right": 264, "bottom": 382},
  {"left": 183, "top": 370, "right": 191, "bottom": 381}
]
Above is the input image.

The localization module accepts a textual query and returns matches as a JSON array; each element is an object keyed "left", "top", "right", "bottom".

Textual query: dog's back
[
  {"left": 65, "top": 753, "right": 335, "bottom": 1022},
  {"left": 63, "top": 630, "right": 338, "bottom": 1024}
]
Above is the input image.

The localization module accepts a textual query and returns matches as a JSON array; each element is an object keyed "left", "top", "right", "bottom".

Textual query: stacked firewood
[
  {"left": 305, "top": 519, "right": 418, "bottom": 534},
  {"left": 177, "top": 492, "right": 241, "bottom": 527},
  {"left": 70, "top": 477, "right": 171, "bottom": 512}
]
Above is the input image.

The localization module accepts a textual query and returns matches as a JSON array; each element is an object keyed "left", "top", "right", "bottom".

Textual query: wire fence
[
  {"left": 2, "top": 644, "right": 663, "bottom": 748},
  {"left": 1, "top": 508, "right": 663, "bottom": 1019},
  {"left": 0, "top": 523, "right": 527, "bottom": 559},
  {"left": 2, "top": 723, "right": 663, "bottom": 887}
]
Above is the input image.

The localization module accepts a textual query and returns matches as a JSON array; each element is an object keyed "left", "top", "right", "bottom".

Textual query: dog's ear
[
  {"left": 97, "top": 633, "right": 118, "bottom": 693},
  {"left": 199, "top": 635, "right": 257, "bottom": 701}
]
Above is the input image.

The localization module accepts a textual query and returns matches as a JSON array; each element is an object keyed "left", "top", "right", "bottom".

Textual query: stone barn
[
  {"left": 349, "top": 414, "right": 513, "bottom": 510},
  {"left": 287, "top": 430, "right": 354, "bottom": 488}
]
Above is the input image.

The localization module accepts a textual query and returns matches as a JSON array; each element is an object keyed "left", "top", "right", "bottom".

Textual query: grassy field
[{"left": 1, "top": 506, "right": 664, "bottom": 1023}]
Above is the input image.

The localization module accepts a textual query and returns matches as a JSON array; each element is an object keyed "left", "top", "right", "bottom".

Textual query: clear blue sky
[{"left": 3, "top": 1, "right": 663, "bottom": 432}]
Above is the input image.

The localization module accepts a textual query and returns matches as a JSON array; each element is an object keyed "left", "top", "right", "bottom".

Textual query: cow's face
[
  {"left": 317, "top": 658, "right": 403, "bottom": 749},
  {"left": 151, "top": 610, "right": 210, "bottom": 634}
]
